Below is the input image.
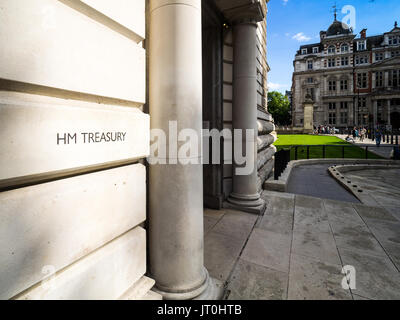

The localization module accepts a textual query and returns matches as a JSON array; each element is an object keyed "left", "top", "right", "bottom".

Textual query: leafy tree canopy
[{"left": 268, "top": 91, "right": 291, "bottom": 125}]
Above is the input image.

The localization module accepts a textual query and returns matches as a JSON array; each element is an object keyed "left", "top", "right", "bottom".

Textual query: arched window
[
  {"left": 328, "top": 45, "right": 336, "bottom": 54},
  {"left": 341, "top": 43, "right": 349, "bottom": 52}
]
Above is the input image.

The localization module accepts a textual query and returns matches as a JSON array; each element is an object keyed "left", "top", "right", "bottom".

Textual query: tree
[{"left": 267, "top": 91, "right": 291, "bottom": 125}]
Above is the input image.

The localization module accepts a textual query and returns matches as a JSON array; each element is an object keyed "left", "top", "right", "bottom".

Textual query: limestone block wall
[
  {"left": 0, "top": 0, "right": 151, "bottom": 300},
  {"left": 222, "top": 15, "right": 275, "bottom": 196},
  {"left": 222, "top": 30, "right": 234, "bottom": 198},
  {"left": 256, "top": 17, "right": 276, "bottom": 192}
]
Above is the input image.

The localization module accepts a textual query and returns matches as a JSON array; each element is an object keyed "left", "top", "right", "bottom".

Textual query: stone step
[
  {"left": 143, "top": 291, "right": 163, "bottom": 300},
  {"left": 119, "top": 276, "right": 158, "bottom": 300}
]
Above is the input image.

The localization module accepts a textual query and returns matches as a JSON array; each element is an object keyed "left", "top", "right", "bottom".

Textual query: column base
[
  {"left": 225, "top": 193, "right": 266, "bottom": 215},
  {"left": 152, "top": 269, "right": 224, "bottom": 300}
]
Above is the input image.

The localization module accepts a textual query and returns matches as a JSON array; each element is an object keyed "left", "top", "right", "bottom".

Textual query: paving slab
[
  {"left": 227, "top": 259, "right": 288, "bottom": 300},
  {"left": 204, "top": 231, "right": 245, "bottom": 283},
  {"left": 384, "top": 206, "right": 400, "bottom": 221},
  {"left": 366, "top": 219, "right": 400, "bottom": 246},
  {"left": 288, "top": 253, "right": 352, "bottom": 300},
  {"left": 212, "top": 210, "right": 257, "bottom": 243},
  {"left": 377, "top": 241, "right": 400, "bottom": 270},
  {"left": 292, "top": 228, "right": 341, "bottom": 265},
  {"left": 257, "top": 200, "right": 294, "bottom": 236},
  {"left": 329, "top": 219, "right": 387, "bottom": 257},
  {"left": 293, "top": 206, "right": 331, "bottom": 234},
  {"left": 335, "top": 234, "right": 387, "bottom": 258},
  {"left": 204, "top": 208, "right": 226, "bottom": 219},
  {"left": 353, "top": 204, "right": 398, "bottom": 222},
  {"left": 241, "top": 228, "right": 292, "bottom": 273},
  {"left": 323, "top": 200, "right": 365, "bottom": 226},
  {"left": 204, "top": 215, "right": 220, "bottom": 236},
  {"left": 261, "top": 190, "right": 295, "bottom": 201},
  {"left": 339, "top": 249, "right": 400, "bottom": 300}
]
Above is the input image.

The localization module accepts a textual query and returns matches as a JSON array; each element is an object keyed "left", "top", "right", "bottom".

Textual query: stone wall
[
  {"left": 256, "top": 14, "right": 276, "bottom": 192},
  {"left": 0, "top": 0, "right": 151, "bottom": 299}
]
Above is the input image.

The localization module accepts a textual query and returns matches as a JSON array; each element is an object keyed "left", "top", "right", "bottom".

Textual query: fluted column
[
  {"left": 227, "top": 20, "right": 265, "bottom": 214},
  {"left": 148, "top": 0, "right": 220, "bottom": 300}
]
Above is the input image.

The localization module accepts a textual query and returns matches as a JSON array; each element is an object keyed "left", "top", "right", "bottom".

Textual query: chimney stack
[{"left": 360, "top": 28, "right": 367, "bottom": 39}]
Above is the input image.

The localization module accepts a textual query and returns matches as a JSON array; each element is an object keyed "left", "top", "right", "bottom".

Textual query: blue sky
[{"left": 267, "top": 0, "right": 400, "bottom": 93}]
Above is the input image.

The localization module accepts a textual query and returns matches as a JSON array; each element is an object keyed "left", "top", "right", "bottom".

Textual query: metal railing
[{"left": 274, "top": 144, "right": 400, "bottom": 180}]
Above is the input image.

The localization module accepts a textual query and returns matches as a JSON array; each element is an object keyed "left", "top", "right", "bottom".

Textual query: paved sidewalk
[
  {"left": 335, "top": 134, "right": 395, "bottom": 159},
  {"left": 204, "top": 189, "right": 400, "bottom": 300}
]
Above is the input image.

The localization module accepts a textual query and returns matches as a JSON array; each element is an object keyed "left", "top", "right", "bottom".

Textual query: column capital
[{"left": 214, "top": 0, "right": 266, "bottom": 25}]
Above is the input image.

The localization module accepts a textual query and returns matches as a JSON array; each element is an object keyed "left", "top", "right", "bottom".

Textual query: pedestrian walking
[{"left": 376, "top": 130, "right": 382, "bottom": 147}]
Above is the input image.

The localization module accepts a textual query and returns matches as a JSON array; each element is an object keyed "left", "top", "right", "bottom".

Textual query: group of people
[
  {"left": 345, "top": 127, "right": 384, "bottom": 147},
  {"left": 348, "top": 127, "right": 368, "bottom": 142},
  {"left": 314, "top": 125, "right": 337, "bottom": 135}
]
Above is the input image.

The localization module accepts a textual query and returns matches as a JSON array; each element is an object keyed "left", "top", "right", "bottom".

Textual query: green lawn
[{"left": 274, "top": 134, "right": 382, "bottom": 160}]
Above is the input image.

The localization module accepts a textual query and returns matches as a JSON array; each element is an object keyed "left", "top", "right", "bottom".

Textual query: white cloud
[
  {"left": 292, "top": 32, "right": 311, "bottom": 42},
  {"left": 285, "top": 32, "right": 290, "bottom": 37},
  {"left": 268, "top": 82, "right": 288, "bottom": 91},
  {"left": 282, "top": 0, "right": 289, "bottom": 5}
]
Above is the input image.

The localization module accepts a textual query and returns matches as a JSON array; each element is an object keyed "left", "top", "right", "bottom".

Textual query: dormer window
[
  {"left": 301, "top": 48, "right": 307, "bottom": 55},
  {"left": 357, "top": 41, "right": 366, "bottom": 51},
  {"left": 388, "top": 35, "right": 399, "bottom": 45},
  {"left": 341, "top": 43, "right": 349, "bottom": 52},
  {"left": 375, "top": 52, "right": 384, "bottom": 62},
  {"left": 313, "top": 47, "right": 319, "bottom": 53},
  {"left": 328, "top": 45, "right": 336, "bottom": 54}
]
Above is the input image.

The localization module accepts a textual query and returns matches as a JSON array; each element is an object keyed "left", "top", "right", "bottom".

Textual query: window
[
  {"left": 341, "top": 56, "right": 349, "bottom": 66},
  {"left": 375, "top": 52, "right": 384, "bottom": 62},
  {"left": 307, "top": 77, "right": 314, "bottom": 83},
  {"left": 340, "top": 102, "right": 348, "bottom": 109},
  {"left": 391, "top": 51, "right": 400, "bottom": 58},
  {"left": 358, "top": 97, "right": 367, "bottom": 111},
  {"left": 329, "top": 113, "right": 336, "bottom": 125},
  {"left": 328, "top": 45, "right": 336, "bottom": 54},
  {"left": 357, "top": 41, "right": 366, "bottom": 51},
  {"left": 389, "top": 35, "right": 399, "bottom": 45},
  {"left": 355, "top": 55, "right": 368, "bottom": 65},
  {"left": 389, "top": 70, "right": 400, "bottom": 87},
  {"left": 307, "top": 60, "right": 313, "bottom": 70},
  {"left": 328, "top": 80, "right": 336, "bottom": 91},
  {"left": 341, "top": 44, "right": 349, "bottom": 53},
  {"left": 340, "top": 112, "right": 348, "bottom": 124},
  {"left": 376, "top": 71, "right": 384, "bottom": 87},
  {"left": 357, "top": 73, "right": 368, "bottom": 89},
  {"left": 328, "top": 58, "right": 336, "bottom": 67},
  {"left": 313, "top": 47, "right": 319, "bottom": 53},
  {"left": 340, "top": 80, "right": 348, "bottom": 91},
  {"left": 329, "top": 102, "right": 336, "bottom": 110},
  {"left": 301, "top": 48, "right": 307, "bottom": 55}
]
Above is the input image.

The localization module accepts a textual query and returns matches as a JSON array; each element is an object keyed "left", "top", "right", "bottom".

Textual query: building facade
[
  {"left": 0, "top": 0, "right": 273, "bottom": 300},
  {"left": 292, "top": 17, "right": 400, "bottom": 131}
]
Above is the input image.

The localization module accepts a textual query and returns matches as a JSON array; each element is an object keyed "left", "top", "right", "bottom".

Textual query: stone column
[
  {"left": 148, "top": 0, "right": 220, "bottom": 300},
  {"left": 227, "top": 20, "right": 265, "bottom": 214},
  {"left": 387, "top": 99, "right": 391, "bottom": 125},
  {"left": 373, "top": 100, "right": 378, "bottom": 128}
]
